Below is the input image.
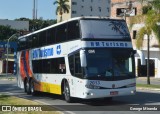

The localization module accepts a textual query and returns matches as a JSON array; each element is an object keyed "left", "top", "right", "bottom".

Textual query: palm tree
[
  {"left": 53, "top": 0, "right": 70, "bottom": 22},
  {"left": 131, "top": 0, "right": 160, "bottom": 85}
]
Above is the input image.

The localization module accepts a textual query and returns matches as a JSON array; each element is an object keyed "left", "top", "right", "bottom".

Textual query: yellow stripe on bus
[{"left": 40, "top": 82, "right": 62, "bottom": 95}]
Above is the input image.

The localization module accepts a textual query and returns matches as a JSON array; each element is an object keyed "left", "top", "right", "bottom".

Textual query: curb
[
  {"left": 137, "top": 87, "right": 160, "bottom": 92},
  {"left": 0, "top": 78, "right": 16, "bottom": 81}
]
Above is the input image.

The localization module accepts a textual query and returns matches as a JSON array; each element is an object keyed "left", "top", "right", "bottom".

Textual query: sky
[{"left": 0, "top": 0, "right": 57, "bottom": 20}]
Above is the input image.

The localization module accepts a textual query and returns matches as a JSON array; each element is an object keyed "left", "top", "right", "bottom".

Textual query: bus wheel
[
  {"left": 64, "top": 81, "right": 72, "bottom": 103},
  {"left": 24, "top": 79, "right": 27, "bottom": 93},
  {"left": 26, "top": 80, "right": 31, "bottom": 95},
  {"left": 30, "top": 80, "right": 37, "bottom": 96}
]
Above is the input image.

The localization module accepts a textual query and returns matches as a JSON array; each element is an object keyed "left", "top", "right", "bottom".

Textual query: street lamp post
[{"left": 6, "top": 33, "right": 18, "bottom": 77}]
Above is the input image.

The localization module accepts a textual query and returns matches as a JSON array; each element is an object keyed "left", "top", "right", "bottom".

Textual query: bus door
[{"left": 68, "top": 52, "right": 84, "bottom": 97}]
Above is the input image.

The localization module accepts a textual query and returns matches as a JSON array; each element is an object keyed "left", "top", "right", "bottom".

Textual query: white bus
[{"left": 17, "top": 17, "right": 136, "bottom": 103}]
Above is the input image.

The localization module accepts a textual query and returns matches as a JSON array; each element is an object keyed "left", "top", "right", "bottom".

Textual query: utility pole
[
  {"left": 33, "top": 0, "right": 38, "bottom": 19},
  {"left": 6, "top": 34, "right": 18, "bottom": 77},
  {"left": 33, "top": 0, "right": 35, "bottom": 19},
  {"left": 36, "top": 0, "right": 38, "bottom": 19}
]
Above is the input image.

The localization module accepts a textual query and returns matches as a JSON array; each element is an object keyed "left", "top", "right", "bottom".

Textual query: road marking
[{"left": 34, "top": 100, "right": 75, "bottom": 114}]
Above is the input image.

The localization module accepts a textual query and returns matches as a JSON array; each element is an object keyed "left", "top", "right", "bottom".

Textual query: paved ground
[
  {"left": 136, "top": 77, "right": 160, "bottom": 85},
  {"left": 0, "top": 79, "right": 160, "bottom": 114}
]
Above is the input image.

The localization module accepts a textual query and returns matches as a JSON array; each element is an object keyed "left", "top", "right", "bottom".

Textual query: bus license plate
[{"left": 110, "top": 91, "right": 118, "bottom": 95}]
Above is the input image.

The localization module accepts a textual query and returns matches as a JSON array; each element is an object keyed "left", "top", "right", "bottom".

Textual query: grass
[
  {"left": 136, "top": 84, "right": 160, "bottom": 89},
  {"left": 0, "top": 94, "right": 61, "bottom": 114}
]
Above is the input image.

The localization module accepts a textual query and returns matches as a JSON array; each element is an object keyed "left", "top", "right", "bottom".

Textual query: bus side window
[
  {"left": 32, "top": 34, "right": 39, "bottom": 48},
  {"left": 69, "top": 53, "right": 83, "bottom": 78},
  {"left": 56, "top": 23, "right": 67, "bottom": 43},
  {"left": 47, "top": 28, "right": 56, "bottom": 45},
  {"left": 39, "top": 30, "right": 47, "bottom": 47},
  {"left": 69, "top": 55, "right": 74, "bottom": 76},
  {"left": 75, "top": 53, "right": 82, "bottom": 77},
  {"left": 50, "top": 58, "right": 66, "bottom": 74},
  {"left": 67, "top": 21, "right": 80, "bottom": 40},
  {"left": 27, "top": 36, "right": 32, "bottom": 49},
  {"left": 19, "top": 38, "right": 27, "bottom": 50},
  {"left": 32, "top": 60, "right": 42, "bottom": 73},
  {"left": 42, "top": 59, "right": 51, "bottom": 73}
]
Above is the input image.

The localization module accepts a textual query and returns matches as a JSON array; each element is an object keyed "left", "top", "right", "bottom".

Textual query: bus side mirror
[{"left": 80, "top": 50, "right": 87, "bottom": 67}]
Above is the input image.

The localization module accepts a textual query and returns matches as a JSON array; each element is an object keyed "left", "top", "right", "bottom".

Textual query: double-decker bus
[{"left": 17, "top": 17, "right": 136, "bottom": 103}]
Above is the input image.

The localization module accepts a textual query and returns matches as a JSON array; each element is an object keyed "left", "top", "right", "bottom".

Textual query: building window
[
  {"left": 133, "top": 30, "right": 137, "bottom": 39},
  {"left": 99, "top": 7, "right": 101, "bottom": 12},
  {"left": 72, "top": 11, "right": 77, "bottom": 14},
  {"left": 81, "top": 5, "right": 84, "bottom": 8},
  {"left": 82, "top": 0, "right": 84, "bottom": 2},
  {"left": 107, "top": 7, "right": 110, "bottom": 12},
  {"left": 91, "top": 0, "right": 93, "bottom": 2},
  {"left": 130, "top": 8, "right": 137, "bottom": 16},
  {"left": 72, "top": 2, "right": 77, "bottom": 5},
  {"left": 90, "top": 6, "right": 93, "bottom": 11},
  {"left": 116, "top": 8, "right": 126, "bottom": 17},
  {"left": 117, "top": 8, "right": 137, "bottom": 17}
]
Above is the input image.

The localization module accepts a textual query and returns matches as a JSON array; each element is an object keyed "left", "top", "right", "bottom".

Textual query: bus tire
[
  {"left": 64, "top": 81, "right": 73, "bottom": 103},
  {"left": 24, "top": 79, "right": 27, "bottom": 93},
  {"left": 30, "top": 79, "right": 37, "bottom": 96},
  {"left": 26, "top": 80, "right": 31, "bottom": 95}
]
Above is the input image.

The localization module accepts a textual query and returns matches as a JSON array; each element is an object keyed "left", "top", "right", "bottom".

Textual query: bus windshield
[
  {"left": 80, "top": 19, "right": 130, "bottom": 39},
  {"left": 84, "top": 49, "right": 135, "bottom": 79}
]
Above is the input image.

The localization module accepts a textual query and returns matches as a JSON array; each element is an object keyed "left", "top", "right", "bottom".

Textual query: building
[
  {"left": 111, "top": 0, "right": 160, "bottom": 78},
  {"left": 0, "top": 19, "right": 29, "bottom": 31},
  {"left": 0, "top": 19, "right": 29, "bottom": 74},
  {"left": 57, "top": 0, "right": 111, "bottom": 22},
  {"left": 111, "top": 0, "right": 142, "bottom": 19}
]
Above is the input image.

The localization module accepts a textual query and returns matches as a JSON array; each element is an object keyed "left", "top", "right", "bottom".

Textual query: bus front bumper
[{"left": 80, "top": 87, "right": 136, "bottom": 99}]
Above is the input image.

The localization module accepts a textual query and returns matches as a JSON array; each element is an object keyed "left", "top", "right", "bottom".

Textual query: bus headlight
[{"left": 85, "top": 84, "right": 100, "bottom": 89}]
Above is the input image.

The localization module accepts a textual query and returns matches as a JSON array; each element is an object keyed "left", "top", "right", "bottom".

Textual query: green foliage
[
  {"left": 152, "top": 25, "right": 160, "bottom": 46},
  {"left": 130, "top": 0, "right": 160, "bottom": 49},
  {"left": 136, "top": 27, "right": 146, "bottom": 49},
  {"left": 150, "top": 0, "right": 160, "bottom": 13},
  {"left": 142, "top": 5, "right": 152, "bottom": 14},
  {"left": 54, "top": 0, "right": 70, "bottom": 22},
  {"left": 0, "top": 25, "right": 17, "bottom": 41}
]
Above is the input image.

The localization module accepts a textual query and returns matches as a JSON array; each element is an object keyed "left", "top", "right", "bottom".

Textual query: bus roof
[{"left": 18, "top": 16, "right": 125, "bottom": 40}]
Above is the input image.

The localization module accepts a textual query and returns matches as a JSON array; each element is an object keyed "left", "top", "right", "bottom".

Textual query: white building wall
[
  {"left": 135, "top": 48, "right": 160, "bottom": 78},
  {"left": 0, "top": 61, "right": 3, "bottom": 73}
]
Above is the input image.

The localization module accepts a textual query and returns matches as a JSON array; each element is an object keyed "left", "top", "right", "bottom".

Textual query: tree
[
  {"left": 130, "top": 0, "right": 160, "bottom": 85},
  {"left": 0, "top": 25, "right": 17, "bottom": 41},
  {"left": 53, "top": 0, "right": 70, "bottom": 22}
]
